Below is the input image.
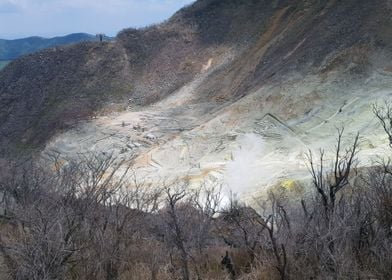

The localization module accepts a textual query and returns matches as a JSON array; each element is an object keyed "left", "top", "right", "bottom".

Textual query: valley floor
[{"left": 45, "top": 67, "right": 392, "bottom": 198}]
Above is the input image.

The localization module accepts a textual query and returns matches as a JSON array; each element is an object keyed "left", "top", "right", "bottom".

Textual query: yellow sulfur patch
[
  {"left": 281, "top": 179, "right": 297, "bottom": 191},
  {"left": 277, "top": 179, "right": 304, "bottom": 196}
]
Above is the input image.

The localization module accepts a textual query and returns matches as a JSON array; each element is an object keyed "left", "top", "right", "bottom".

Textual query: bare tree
[
  {"left": 163, "top": 183, "right": 190, "bottom": 280},
  {"left": 218, "top": 191, "right": 290, "bottom": 279},
  {"left": 0, "top": 157, "right": 86, "bottom": 280},
  {"left": 373, "top": 101, "right": 392, "bottom": 147},
  {"left": 161, "top": 182, "right": 223, "bottom": 280},
  {"left": 0, "top": 153, "right": 134, "bottom": 280},
  {"left": 251, "top": 192, "right": 290, "bottom": 280},
  {"left": 306, "top": 128, "right": 359, "bottom": 225}
]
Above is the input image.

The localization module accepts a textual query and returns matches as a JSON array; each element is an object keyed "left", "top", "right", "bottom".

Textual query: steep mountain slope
[
  {"left": 0, "top": 0, "right": 283, "bottom": 154},
  {"left": 1, "top": 0, "right": 392, "bottom": 194},
  {"left": 0, "top": 33, "right": 99, "bottom": 60}
]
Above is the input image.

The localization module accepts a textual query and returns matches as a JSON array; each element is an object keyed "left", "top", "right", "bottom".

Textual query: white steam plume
[{"left": 224, "top": 133, "right": 270, "bottom": 195}]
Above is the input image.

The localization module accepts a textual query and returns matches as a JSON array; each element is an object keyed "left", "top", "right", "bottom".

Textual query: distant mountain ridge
[{"left": 0, "top": 33, "right": 104, "bottom": 60}]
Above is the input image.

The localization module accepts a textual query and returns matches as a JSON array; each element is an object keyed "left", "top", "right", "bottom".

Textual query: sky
[{"left": 0, "top": 0, "right": 195, "bottom": 39}]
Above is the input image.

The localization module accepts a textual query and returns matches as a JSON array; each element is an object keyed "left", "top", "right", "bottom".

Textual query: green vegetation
[
  {"left": 0, "top": 60, "right": 10, "bottom": 70},
  {"left": 0, "top": 33, "right": 100, "bottom": 61}
]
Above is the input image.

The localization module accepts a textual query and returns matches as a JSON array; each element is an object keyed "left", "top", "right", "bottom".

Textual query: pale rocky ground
[{"left": 45, "top": 56, "right": 392, "bottom": 199}]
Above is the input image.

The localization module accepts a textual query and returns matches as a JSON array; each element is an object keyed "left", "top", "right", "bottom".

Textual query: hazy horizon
[{"left": 0, "top": 0, "right": 194, "bottom": 40}]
